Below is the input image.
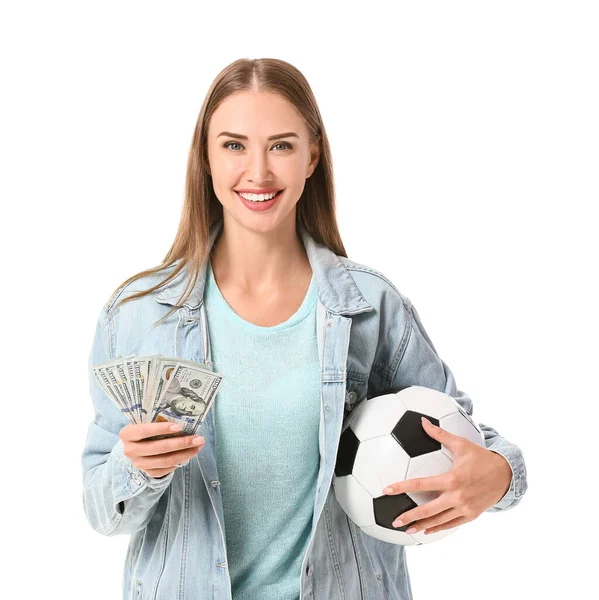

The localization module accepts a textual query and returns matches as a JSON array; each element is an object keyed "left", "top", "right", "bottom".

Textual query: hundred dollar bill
[
  {"left": 137, "top": 354, "right": 164, "bottom": 421},
  {"left": 151, "top": 362, "right": 223, "bottom": 435},
  {"left": 92, "top": 354, "right": 138, "bottom": 423},
  {"left": 128, "top": 356, "right": 151, "bottom": 423},
  {"left": 145, "top": 357, "right": 211, "bottom": 422},
  {"left": 92, "top": 355, "right": 219, "bottom": 431}
]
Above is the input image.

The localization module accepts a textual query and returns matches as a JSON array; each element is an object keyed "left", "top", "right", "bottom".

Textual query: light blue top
[{"left": 204, "top": 258, "right": 322, "bottom": 600}]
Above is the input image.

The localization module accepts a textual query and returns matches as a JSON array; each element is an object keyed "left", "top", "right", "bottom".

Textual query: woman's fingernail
[{"left": 192, "top": 437, "right": 205, "bottom": 445}]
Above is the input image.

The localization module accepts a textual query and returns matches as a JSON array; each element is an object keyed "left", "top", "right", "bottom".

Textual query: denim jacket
[{"left": 82, "top": 217, "right": 528, "bottom": 600}]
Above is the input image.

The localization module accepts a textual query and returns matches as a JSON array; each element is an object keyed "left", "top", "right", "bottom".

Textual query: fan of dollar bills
[{"left": 92, "top": 355, "right": 225, "bottom": 436}]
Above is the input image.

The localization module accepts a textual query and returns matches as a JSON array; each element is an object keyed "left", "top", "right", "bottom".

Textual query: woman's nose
[{"left": 246, "top": 152, "right": 272, "bottom": 182}]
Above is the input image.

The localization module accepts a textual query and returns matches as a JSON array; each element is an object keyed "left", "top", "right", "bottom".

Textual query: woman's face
[{"left": 206, "top": 91, "right": 320, "bottom": 233}]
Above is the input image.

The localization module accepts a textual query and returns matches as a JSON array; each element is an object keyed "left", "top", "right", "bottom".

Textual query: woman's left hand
[{"left": 383, "top": 417, "right": 512, "bottom": 535}]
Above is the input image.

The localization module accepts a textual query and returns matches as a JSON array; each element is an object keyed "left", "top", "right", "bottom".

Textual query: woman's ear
[{"left": 307, "top": 139, "right": 320, "bottom": 178}]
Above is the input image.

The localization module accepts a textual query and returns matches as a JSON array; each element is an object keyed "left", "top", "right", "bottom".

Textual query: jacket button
[
  {"left": 211, "top": 480, "right": 220, "bottom": 488},
  {"left": 307, "top": 564, "right": 314, "bottom": 576},
  {"left": 348, "top": 391, "right": 357, "bottom": 402}
]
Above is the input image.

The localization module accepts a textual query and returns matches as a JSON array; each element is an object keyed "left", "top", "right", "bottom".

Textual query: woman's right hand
[{"left": 120, "top": 422, "right": 206, "bottom": 479}]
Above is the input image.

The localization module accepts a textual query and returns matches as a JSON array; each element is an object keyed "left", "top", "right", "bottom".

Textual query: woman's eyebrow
[{"left": 217, "top": 131, "right": 299, "bottom": 141}]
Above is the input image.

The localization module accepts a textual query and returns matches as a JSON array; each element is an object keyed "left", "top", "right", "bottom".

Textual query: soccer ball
[{"left": 333, "top": 385, "right": 485, "bottom": 546}]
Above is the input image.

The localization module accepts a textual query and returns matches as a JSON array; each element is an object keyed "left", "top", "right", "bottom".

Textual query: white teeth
[{"left": 238, "top": 191, "right": 280, "bottom": 202}]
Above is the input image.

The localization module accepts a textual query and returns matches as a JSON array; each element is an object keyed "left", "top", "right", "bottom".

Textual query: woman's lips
[{"left": 236, "top": 190, "right": 283, "bottom": 211}]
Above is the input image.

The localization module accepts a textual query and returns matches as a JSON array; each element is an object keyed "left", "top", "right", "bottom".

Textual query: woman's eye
[{"left": 223, "top": 141, "right": 292, "bottom": 151}]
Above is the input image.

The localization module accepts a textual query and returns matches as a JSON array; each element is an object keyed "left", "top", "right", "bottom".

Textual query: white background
[{"left": 2, "top": 1, "right": 597, "bottom": 598}]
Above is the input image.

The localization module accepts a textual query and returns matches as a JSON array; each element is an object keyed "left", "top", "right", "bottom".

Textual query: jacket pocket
[
  {"left": 128, "top": 489, "right": 172, "bottom": 599},
  {"left": 135, "top": 581, "right": 143, "bottom": 599},
  {"left": 345, "top": 516, "right": 365, "bottom": 600},
  {"left": 375, "top": 572, "right": 390, "bottom": 600}
]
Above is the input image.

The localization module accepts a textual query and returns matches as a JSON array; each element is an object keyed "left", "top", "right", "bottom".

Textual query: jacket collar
[{"left": 155, "top": 218, "right": 373, "bottom": 316}]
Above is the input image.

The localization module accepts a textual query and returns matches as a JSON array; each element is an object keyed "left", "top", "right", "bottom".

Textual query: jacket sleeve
[
  {"left": 384, "top": 296, "right": 528, "bottom": 513},
  {"left": 81, "top": 302, "right": 175, "bottom": 536}
]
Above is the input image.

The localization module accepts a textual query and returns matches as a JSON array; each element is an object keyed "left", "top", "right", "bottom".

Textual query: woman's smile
[{"left": 235, "top": 189, "right": 283, "bottom": 211}]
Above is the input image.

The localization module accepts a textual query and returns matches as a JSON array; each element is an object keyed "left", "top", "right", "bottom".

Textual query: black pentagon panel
[
  {"left": 373, "top": 494, "right": 419, "bottom": 531},
  {"left": 391, "top": 410, "right": 440, "bottom": 457},
  {"left": 335, "top": 426, "right": 360, "bottom": 477}
]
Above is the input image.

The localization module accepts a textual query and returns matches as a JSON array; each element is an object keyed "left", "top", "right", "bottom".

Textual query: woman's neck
[{"left": 209, "top": 218, "right": 312, "bottom": 295}]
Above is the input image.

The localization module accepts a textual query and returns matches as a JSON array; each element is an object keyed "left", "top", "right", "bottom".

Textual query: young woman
[{"left": 82, "top": 58, "right": 528, "bottom": 600}]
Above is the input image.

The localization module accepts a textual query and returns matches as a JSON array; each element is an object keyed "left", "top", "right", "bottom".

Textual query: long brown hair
[{"left": 110, "top": 57, "right": 348, "bottom": 326}]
